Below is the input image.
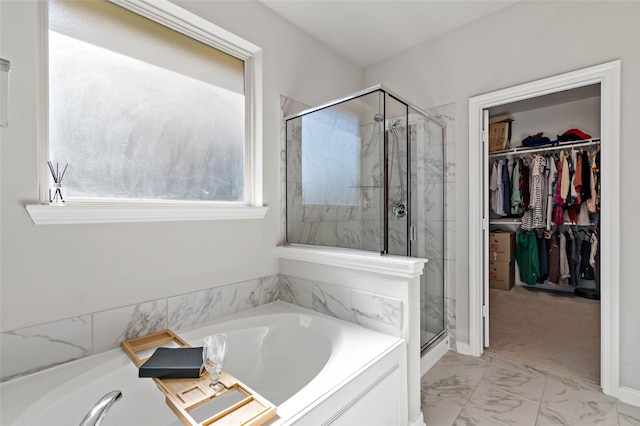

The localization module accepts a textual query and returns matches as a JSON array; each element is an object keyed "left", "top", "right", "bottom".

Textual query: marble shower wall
[
  {"left": 0, "top": 275, "right": 280, "bottom": 382},
  {"left": 426, "top": 103, "right": 456, "bottom": 349},
  {"left": 283, "top": 95, "right": 383, "bottom": 252}
]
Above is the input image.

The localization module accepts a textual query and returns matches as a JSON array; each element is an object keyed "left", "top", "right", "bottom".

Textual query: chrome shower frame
[{"left": 284, "top": 85, "right": 447, "bottom": 353}]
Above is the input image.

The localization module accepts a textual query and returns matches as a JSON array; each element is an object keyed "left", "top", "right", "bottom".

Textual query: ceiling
[{"left": 259, "top": 0, "right": 519, "bottom": 68}]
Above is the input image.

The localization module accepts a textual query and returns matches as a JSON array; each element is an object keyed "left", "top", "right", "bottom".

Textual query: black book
[{"left": 139, "top": 346, "right": 204, "bottom": 379}]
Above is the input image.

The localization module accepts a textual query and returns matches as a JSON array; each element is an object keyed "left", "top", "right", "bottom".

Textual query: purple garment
[{"left": 553, "top": 159, "right": 565, "bottom": 226}]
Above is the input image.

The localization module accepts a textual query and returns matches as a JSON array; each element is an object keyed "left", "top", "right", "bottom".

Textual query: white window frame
[{"left": 26, "top": 0, "right": 267, "bottom": 225}]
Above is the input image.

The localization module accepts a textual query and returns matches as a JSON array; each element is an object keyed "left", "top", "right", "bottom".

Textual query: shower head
[
  {"left": 373, "top": 113, "right": 384, "bottom": 123},
  {"left": 390, "top": 119, "right": 401, "bottom": 134}
]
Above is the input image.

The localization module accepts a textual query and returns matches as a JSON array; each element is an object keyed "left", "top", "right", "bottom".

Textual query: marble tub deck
[{"left": 422, "top": 351, "right": 640, "bottom": 426}]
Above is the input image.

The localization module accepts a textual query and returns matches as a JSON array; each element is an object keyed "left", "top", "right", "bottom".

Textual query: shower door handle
[{"left": 410, "top": 225, "right": 417, "bottom": 241}]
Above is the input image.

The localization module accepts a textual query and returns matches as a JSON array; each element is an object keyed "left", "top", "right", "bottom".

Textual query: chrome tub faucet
[{"left": 79, "top": 390, "right": 123, "bottom": 426}]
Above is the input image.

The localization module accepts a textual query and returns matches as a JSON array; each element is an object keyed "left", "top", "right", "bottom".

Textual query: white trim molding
[
  {"left": 468, "top": 60, "right": 621, "bottom": 397},
  {"left": 420, "top": 335, "right": 450, "bottom": 376},
  {"left": 26, "top": 204, "right": 269, "bottom": 225},
  {"left": 619, "top": 386, "right": 640, "bottom": 408},
  {"left": 275, "top": 245, "right": 427, "bottom": 279}
]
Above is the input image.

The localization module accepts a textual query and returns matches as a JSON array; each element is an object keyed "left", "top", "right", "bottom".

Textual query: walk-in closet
[
  {"left": 468, "top": 62, "right": 621, "bottom": 392},
  {"left": 485, "top": 83, "right": 602, "bottom": 383}
]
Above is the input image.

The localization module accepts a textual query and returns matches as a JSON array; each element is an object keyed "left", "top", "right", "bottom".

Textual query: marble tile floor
[{"left": 422, "top": 351, "right": 640, "bottom": 426}]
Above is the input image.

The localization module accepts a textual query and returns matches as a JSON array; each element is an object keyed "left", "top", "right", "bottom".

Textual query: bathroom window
[
  {"left": 301, "top": 110, "right": 360, "bottom": 206},
  {"left": 41, "top": 0, "right": 263, "bottom": 215}
]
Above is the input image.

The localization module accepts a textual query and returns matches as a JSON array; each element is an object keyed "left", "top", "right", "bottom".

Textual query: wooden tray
[{"left": 122, "top": 330, "right": 276, "bottom": 426}]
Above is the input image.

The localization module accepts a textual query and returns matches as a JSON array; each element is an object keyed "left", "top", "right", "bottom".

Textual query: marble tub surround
[
  {"left": 0, "top": 315, "right": 93, "bottom": 380},
  {"left": 421, "top": 351, "right": 640, "bottom": 426},
  {"left": 280, "top": 274, "right": 403, "bottom": 337},
  {"left": 0, "top": 274, "right": 280, "bottom": 382},
  {"left": 1, "top": 271, "right": 404, "bottom": 383}
]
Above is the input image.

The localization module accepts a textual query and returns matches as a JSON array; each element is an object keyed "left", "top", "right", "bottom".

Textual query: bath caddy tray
[{"left": 122, "top": 330, "right": 276, "bottom": 426}]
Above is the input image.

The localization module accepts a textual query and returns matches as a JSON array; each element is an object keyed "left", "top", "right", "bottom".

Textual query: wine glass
[{"left": 202, "top": 334, "right": 227, "bottom": 392}]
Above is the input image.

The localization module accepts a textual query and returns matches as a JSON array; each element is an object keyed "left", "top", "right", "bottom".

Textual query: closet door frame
[{"left": 467, "top": 60, "right": 621, "bottom": 397}]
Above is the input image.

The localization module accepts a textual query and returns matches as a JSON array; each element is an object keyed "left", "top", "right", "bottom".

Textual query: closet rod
[
  {"left": 489, "top": 138, "right": 601, "bottom": 158},
  {"left": 489, "top": 220, "right": 597, "bottom": 226}
]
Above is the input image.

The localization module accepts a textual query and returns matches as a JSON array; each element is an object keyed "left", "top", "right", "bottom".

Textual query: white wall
[
  {"left": 0, "top": 0, "right": 363, "bottom": 332},
  {"left": 364, "top": 1, "right": 640, "bottom": 391}
]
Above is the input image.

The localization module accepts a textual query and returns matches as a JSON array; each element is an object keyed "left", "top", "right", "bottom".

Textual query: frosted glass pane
[
  {"left": 301, "top": 110, "right": 360, "bottom": 205},
  {"left": 48, "top": 31, "right": 245, "bottom": 202}
]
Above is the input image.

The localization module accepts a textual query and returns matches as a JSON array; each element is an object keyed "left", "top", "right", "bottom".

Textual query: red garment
[
  {"left": 573, "top": 154, "right": 583, "bottom": 205},
  {"left": 567, "top": 205, "right": 580, "bottom": 224},
  {"left": 563, "top": 128, "right": 592, "bottom": 140}
]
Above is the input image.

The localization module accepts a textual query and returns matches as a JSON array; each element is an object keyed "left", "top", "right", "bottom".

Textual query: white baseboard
[
  {"left": 408, "top": 411, "right": 425, "bottom": 426},
  {"left": 455, "top": 342, "right": 472, "bottom": 356},
  {"left": 619, "top": 386, "right": 640, "bottom": 408},
  {"left": 420, "top": 336, "right": 450, "bottom": 376}
]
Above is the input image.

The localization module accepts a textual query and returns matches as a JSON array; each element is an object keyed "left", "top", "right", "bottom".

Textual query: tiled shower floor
[{"left": 421, "top": 351, "right": 640, "bottom": 426}]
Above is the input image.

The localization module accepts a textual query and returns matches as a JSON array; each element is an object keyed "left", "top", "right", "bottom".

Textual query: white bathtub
[{"left": 0, "top": 301, "right": 408, "bottom": 426}]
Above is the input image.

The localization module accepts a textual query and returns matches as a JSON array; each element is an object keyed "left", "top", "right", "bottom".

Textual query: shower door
[
  {"left": 409, "top": 107, "right": 446, "bottom": 351},
  {"left": 384, "top": 96, "right": 410, "bottom": 257},
  {"left": 383, "top": 98, "right": 446, "bottom": 351}
]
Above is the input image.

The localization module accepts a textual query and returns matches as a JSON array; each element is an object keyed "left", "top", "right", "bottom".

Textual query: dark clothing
[
  {"left": 548, "top": 233, "right": 561, "bottom": 284},
  {"left": 536, "top": 233, "right": 549, "bottom": 283},
  {"left": 502, "top": 159, "right": 511, "bottom": 216},
  {"left": 581, "top": 151, "right": 592, "bottom": 201},
  {"left": 580, "top": 239, "right": 595, "bottom": 280},
  {"left": 521, "top": 163, "right": 530, "bottom": 211}
]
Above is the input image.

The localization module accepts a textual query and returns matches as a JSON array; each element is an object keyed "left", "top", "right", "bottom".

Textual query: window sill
[{"left": 25, "top": 204, "right": 269, "bottom": 225}]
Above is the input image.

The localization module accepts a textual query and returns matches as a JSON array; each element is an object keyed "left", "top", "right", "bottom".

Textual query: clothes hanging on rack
[
  {"left": 522, "top": 155, "right": 543, "bottom": 229},
  {"left": 490, "top": 146, "right": 600, "bottom": 227},
  {"left": 490, "top": 140, "right": 601, "bottom": 292},
  {"left": 501, "top": 159, "right": 511, "bottom": 216},
  {"left": 559, "top": 232, "right": 571, "bottom": 280},
  {"left": 588, "top": 147, "right": 601, "bottom": 213},
  {"left": 511, "top": 159, "right": 523, "bottom": 215},
  {"left": 516, "top": 229, "right": 539, "bottom": 285},
  {"left": 580, "top": 236, "right": 596, "bottom": 280},
  {"left": 547, "top": 232, "right": 561, "bottom": 284},
  {"left": 536, "top": 231, "right": 549, "bottom": 283},
  {"left": 553, "top": 154, "right": 565, "bottom": 227},
  {"left": 546, "top": 156, "right": 557, "bottom": 230},
  {"left": 490, "top": 161, "right": 498, "bottom": 213},
  {"left": 518, "top": 225, "right": 599, "bottom": 288},
  {"left": 496, "top": 160, "right": 505, "bottom": 215}
]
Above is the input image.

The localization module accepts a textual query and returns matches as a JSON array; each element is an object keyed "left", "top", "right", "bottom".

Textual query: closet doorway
[{"left": 468, "top": 61, "right": 621, "bottom": 397}]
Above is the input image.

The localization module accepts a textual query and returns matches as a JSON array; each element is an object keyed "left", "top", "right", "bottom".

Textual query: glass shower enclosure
[{"left": 284, "top": 86, "right": 446, "bottom": 352}]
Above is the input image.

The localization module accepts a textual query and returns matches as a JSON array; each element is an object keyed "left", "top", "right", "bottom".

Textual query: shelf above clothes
[{"left": 488, "top": 138, "right": 601, "bottom": 158}]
